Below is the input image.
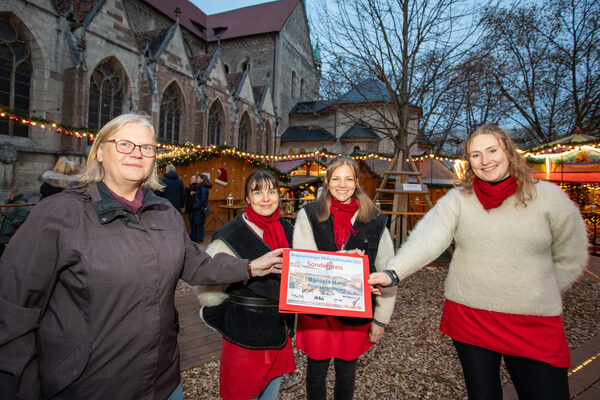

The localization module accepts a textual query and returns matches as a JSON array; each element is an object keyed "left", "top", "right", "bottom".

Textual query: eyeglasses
[{"left": 106, "top": 139, "right": 157, "bottom": 157}]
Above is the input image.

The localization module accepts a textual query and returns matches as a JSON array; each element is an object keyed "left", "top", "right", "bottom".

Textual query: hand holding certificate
[{"left": 278, "top": 249, "right": 372, "bottom": 318}]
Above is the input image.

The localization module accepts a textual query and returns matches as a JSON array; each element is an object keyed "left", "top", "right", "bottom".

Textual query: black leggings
[
  {"left": 306, "top": 357, "right": 357, "bottom": 400},
  {"left": 453, "top": 340, "right": 569, "bottom": 400}
]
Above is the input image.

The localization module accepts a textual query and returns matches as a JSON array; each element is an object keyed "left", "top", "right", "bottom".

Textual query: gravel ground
[{"left": 179, "top": 266, "right": 600, "bottom": 399}]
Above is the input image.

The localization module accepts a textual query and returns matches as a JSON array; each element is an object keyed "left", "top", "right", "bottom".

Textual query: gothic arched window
[
  {"left": 0, "top": 19, "right": 31, "bottom": 137},
  {"left": 238, "top": 113, "right": 250, "bottom": 151},
  {"left": 159, "top": 84, "right": 181, "bottom": 143},
  {"left": 208, "top": 102, "right": 221, "bottom": 145},
  {"left": 88, "top": 60, "right": 124, "bottom": 130}
]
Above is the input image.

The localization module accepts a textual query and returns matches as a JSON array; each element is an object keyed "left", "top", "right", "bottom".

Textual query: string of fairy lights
[{"left": 1, "top": 108, "right": 598, "bottom": 172}]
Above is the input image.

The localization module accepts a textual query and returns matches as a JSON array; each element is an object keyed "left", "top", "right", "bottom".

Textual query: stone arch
[
  {"left": 87, "top": 57, "right": 128, "bottom": 130},
  {"left": 159, "top": 81, "right": 184, "bottom": 143},
  {"left": 208, "top": 99, "right": 225, "bottom": 145}
]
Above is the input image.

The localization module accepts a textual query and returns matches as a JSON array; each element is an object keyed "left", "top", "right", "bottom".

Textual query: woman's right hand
[
  {"left": 249, "top": 248, "right": 284, "bottom": 277},
  {"left": 368, "top": 272, "right": 392, "bottom": 295}
]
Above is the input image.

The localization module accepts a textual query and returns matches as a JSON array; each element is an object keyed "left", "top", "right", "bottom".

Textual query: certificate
[{"left": 279, "top": 249, "right": 372, "bottom": 318}]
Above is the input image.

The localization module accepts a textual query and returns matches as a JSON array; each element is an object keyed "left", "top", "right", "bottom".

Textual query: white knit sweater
[
  {"left": 293, "top": 209, "right": 397, "bottom": 325},
  {"left": 387, "top": 180, "right": 588, "bottom": 316}
]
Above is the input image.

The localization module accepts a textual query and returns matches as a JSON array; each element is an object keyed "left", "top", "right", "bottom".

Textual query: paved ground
[
  {"left": 177, "top": 240, "right": 600, "bottom": 398},
  {"left": 503, "top": 256, "right": 600, "bottom": 399}
]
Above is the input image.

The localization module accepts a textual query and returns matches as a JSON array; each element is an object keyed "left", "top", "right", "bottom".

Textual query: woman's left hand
[{"left": 369, "top": 323, "right": 385, "bottom": 343}]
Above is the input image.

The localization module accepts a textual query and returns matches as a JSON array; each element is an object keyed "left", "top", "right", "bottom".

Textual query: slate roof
[
  {"left": 142, "top": 0, "right": 299, "bottom": 42},
  {"left": 338, "top": 78, "right": 393, "bottom": 104},
  {"left": 289, "top": 101, "right": 333, "bottom": 114},
  {"left": 280, "top": 126, "right": 336, "bottom": 142},
  {"left": 203, "top": 0, "right": 299, "bottom": 41},
  {"left": 135, "top": 29, "right": 170, "bottom": 57},
  {"left": 340, "top": 120, "right": 380, "bottom": 139},
  {"left": 142, "top": 0, "right": 209, "bottom": 39}
]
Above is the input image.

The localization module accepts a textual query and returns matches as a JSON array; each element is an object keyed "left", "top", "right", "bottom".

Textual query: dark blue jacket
[{"left": 157, "top": 171, "right": 185, "bottom": 210}]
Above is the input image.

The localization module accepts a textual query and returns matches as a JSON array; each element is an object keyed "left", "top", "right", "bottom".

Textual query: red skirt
[
  {"left": 440, "top": 299, "right": 570, "bottom": 367},
  {"left": 219, "top": 338, "right": 296, "bottom": 400},
  {"left": 295, "top": 314, "right": 373, "bottom": 361}
]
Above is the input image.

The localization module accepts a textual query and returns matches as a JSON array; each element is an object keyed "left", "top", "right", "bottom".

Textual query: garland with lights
[
  {"left": 157, "top": 144, "right": 291, "bottom": 182},
  {"left": 0, "top": 107, "right": 97, "bottom": 140}
]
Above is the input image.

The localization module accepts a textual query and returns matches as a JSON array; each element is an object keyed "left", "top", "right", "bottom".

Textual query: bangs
[{"left": 248, "top": 177, "right": 276, "bottom": 192}]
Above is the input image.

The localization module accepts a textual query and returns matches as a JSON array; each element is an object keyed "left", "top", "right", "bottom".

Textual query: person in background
[
  {"left": 190, "top": 174, "right": 212, "bottom": 243},
  {"left": 370, "top": 124, "right": 588, "bottom": 399},
  {"left": 186, "top": 174, "right": 201, "bottom": 240},
  {"left": 293, "top": 156, "right": 396, "bottom": 400},
  {"left": 195, "top": 170, "right": 295, "bottom": 400},
  {"left": 157, "top": 164, "right": 185, "bottom": 212},
  {"left": 0, "top": 189, "right": 30, "bottom": 257},
  {"left": 39, "top": 156, "right": 82, "bottom": 199},
  {"left": 0, "top": 113, "right": 283, "bottom": 400}
]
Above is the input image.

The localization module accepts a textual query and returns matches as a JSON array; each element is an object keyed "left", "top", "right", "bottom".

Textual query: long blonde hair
[
  {"left": 78, "top": 113, "right": 164, "bottom": 190},
  {"left": 314, "top": 156, "right": 377, "bottom": 223},
  {"left": 458, "top": 124, "right": 537, "bottom": 206}
]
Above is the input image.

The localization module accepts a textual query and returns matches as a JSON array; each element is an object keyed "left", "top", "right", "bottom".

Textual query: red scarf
[
  {"left": 244, "top": 205, "right": 289, "bottom": 250},
  {"left": 473, "top": 176, "right": 517, "bottom": 211},
  {"left": 330, "top": 197, "right": 359, "bottom": 250}
]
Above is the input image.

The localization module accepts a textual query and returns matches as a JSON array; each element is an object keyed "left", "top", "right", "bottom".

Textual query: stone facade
[
  {"left": 281, "top": 80, "right": 422, "bottom": 155},
  {"left": 0, "top": 0, "right": 319, "bottom": 195}
]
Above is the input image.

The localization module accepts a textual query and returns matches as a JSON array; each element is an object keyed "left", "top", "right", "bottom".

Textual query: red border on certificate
[{"left": 279, "top": 248, "right": 372, "bottom": 318}]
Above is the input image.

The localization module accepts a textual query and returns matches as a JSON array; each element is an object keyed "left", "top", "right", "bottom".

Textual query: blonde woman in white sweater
[{"left": 369, "top": 125, "right": 588, "bottom": 399}]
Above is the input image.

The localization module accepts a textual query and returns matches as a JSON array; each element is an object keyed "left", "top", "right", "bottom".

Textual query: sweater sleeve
[
  {"left": 545, "top": 185, "right": 589, "bottom": 293},
  {"left": 372, "top": 228, "right": 397, "bottom": 325},
  {"left": 387, "top": 190, "right": 460, "bottom": 281},
  {"left": 193, "top": 239, "right": 235, "bottom": 307},
  {"left": 292, "top": 208, "right": 319, "bottom": 250}
]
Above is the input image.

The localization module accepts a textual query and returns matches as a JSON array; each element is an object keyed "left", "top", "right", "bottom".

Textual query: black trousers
[
  {"left": 306, "top": 357, "right": 357, "bottom": 400},
  {"left": 453, "top": 340, "right": 569, "bottom": 400}
]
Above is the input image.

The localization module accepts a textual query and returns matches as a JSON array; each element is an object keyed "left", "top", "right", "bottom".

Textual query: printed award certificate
[{"left": 278, "top": 249, "right": 372, "bottom": 318}]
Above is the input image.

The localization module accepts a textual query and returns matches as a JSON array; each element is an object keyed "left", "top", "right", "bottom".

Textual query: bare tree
[
  {"left": 479, "top": 0, "right": 600, "bottom": 143},
  {"left": 313, "top": 0, "right": 480, "bottom": 158}
]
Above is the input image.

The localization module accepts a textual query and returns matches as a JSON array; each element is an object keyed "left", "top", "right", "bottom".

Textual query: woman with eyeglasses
[
  {"left": 0, "top": 113, "right": 283, "bottom": 400},
  {"left": 195, "top": 170, "right": 295, "bottom": 400}
]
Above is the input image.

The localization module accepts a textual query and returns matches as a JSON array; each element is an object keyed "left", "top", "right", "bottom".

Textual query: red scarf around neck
[
  {"left": 330, "top": 197, "right": 359, "bottom": 250},
  {"left": 244, "top": 205, "right": 289, "bottom": 250},
  {"left": 473, "top": 176, "right": 517, "bottom": 211}
]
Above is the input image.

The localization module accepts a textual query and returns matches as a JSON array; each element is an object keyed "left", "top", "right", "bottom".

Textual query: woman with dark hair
[
  {"left": 0, "top": 114, "right": 283, "bottom": 400},
  {"left": 195, "top": 169, "right": 295, "bottom": 400},
  {"left": 370, "top": 124, "right": 588, "bottom": 399},
  {"left": 293, "top": 156, "right": 396, "bottom": 399}
]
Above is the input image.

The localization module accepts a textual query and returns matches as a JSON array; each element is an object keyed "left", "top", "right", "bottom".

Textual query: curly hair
[
  {"left": 313, "top": 156, "right": 378, "bottom": 223},
  {"left": 457, "top": 124, "right": 537, "bottom": 207}
]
